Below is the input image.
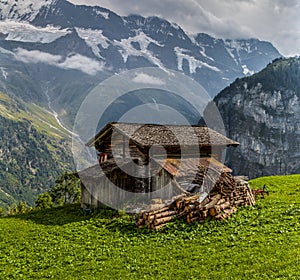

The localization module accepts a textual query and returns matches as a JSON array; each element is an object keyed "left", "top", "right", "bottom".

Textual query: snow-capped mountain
[
  {"left": 0, "top": 0, "right": 56, "bottom": 21},
  {"left": 0, "top": 0, "right": 281, "bottom": 126}
]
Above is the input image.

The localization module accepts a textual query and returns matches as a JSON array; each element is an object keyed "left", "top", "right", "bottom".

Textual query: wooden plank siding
[
  {"left": 80, "top": 160, "right": 176, "bottom": 209},
  {"left": 95, "top": 130, "right": 148, "bottom": 162},
  {"left": 80, "top": 123, "right": 239, "bottom": 209}
]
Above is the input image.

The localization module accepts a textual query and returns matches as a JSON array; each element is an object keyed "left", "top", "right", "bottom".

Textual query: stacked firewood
[
  {"left": 136, "top": 173, "right": 255, "bottom": 230},
  {"left": 136, "top": 206, "right": 179, "bottom": 230}
]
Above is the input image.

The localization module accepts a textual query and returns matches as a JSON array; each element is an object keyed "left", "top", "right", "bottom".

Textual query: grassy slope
[
  {"left": 0, "top": 92, "right": 70, "bottom": 139},
  {"left": 0, "top": 92, "right": 74, "bottom": 207},
  {"left": 0, "top": 175, "right": 299, "bottom": 279}
]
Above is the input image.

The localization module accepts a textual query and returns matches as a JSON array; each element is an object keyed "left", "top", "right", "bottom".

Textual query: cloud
[
  {"left": 14, "top": 48, "right": 61, "bottom": 64},
  {"left": 14, "top": 48, "right": 104, "bottom": 75},
  {"left": 69, "top": 0, "right": 300, "bottom": 56},
  {"left": 132, "top": 73, "right": 165, "bottom": 85},
  {"left": 59, "top": 54, "right": 104, "bottom": 75}
]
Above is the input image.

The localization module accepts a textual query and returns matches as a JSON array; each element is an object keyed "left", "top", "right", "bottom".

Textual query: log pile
[{"left": 136, "top": 173, "right": 255, "bottom": 230}]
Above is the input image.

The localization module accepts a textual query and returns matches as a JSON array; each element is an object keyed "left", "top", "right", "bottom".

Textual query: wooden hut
[{"left": 79, "top": 122, "right": 239, "bottom": 210}]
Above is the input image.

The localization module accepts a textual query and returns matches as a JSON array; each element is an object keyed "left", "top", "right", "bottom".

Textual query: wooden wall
[{"left": 81, "top": 162, "right": 175, "bottom": 209}]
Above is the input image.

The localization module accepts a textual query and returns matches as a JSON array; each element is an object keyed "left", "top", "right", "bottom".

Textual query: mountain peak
[
  {"left": 0, "top": 0, "right": 281, "bottom": 97},
  {"left": 0, "top": 0, "right": 56, "bottom": 21}
]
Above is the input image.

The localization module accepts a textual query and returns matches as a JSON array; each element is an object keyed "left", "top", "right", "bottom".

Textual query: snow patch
[
  {"left": 0, "top": 21, "right": 70, "bottom": 43},
  {"left": 225, "top": 40, "right": 243, "bottom": 53},
  {"left": 189, "top": 34, "right": 215, "bottom": 62},
  {"left": 242, "top": 65, "right": 254, "bottom": 76},
  {"left": 0, "top": 0, "right": 56, "bottom": 21},
  {"left": 93, "top": 8, "right": 109, "bottom": 20},
  {"left": 170, "top": 22, "right": 181, "bottom": 30},
  {"left": 174, "top": 47, "right": 220, "bottom": 74},
  {"left": 114, "top": 31, "right": 166, "bottom": 70},
  {"left": 76, "top": 28, "right": 110, "bottom": 58},
  {"left": 224, "top": 45, "right": 239, "bottom": 66},
  {"left": 0, "top": 67, "right": 8, "bottom": 79},
  {"left": 187, "top": 33, "right": 196, "bottom": 45},
  {"left": 199, "top": 47, "right": 215, "bottom": 61},
  {"left": 224, "top": 39, "right": 256, "bottom": 66}
]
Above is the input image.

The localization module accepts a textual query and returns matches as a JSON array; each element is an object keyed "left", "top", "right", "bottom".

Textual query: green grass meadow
[{"left": 0, "top": 175, "right": 299, "bottom": 279}]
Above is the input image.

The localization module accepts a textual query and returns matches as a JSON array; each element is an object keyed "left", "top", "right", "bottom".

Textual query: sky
[{"left": 69, "top": 0, "right": 300, "bottom": 57}]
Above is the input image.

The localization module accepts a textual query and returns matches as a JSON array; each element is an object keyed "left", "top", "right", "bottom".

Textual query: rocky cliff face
[{"left": 212, "top": 57, "right": 300, "bottom": 178}]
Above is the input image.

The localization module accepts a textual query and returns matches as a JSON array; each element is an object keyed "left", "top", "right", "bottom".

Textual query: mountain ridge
[{"left": 0, "top": 0, "right": 281, "bottom": 97}]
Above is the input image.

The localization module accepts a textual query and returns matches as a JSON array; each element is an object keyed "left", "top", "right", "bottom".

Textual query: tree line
[{"left": 0, "top": 172, "right": 80, "bottom": 217}]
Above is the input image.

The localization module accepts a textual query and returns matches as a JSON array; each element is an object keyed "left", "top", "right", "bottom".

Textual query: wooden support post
[{"left": 122, "top": 135, "right": 126, "bottom": 158}]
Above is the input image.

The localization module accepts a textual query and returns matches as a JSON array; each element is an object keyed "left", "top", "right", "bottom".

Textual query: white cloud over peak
[
  {"left": 14, "top": 48, "right": 61, "bottom": 64},
  {"left": 132, "top": 73, "right": 165, "bottom": 85},
  {"left": 59, "top": 54, "right": 104, "bottom": 75},
  {"left": 14, "top": 48, "right": 104, "bottom": 75}
]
